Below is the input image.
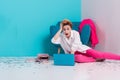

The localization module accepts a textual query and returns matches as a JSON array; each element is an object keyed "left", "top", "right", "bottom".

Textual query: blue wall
[{"left": 0, "top": 0, "right": 81, "bottom": 56}]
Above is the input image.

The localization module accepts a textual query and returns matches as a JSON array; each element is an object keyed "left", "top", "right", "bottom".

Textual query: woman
[{"left": 51, "top": 19, "right": 120, "bottom": 63}]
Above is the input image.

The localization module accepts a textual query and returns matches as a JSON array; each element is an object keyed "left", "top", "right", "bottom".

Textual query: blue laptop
[{"left": 53, "top": 54, "right": 75, "bottom": 66}]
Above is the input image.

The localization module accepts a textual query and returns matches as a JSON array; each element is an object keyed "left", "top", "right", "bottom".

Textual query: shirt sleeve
[
  {"left": 51, "top": 36, "right": 61, "bottom": 44},
  {"left": 71, "top": 31, "right": 82, "bottom": 51},
  {"left": 71, "top": 31, "right": 90, "bottom": 53}
]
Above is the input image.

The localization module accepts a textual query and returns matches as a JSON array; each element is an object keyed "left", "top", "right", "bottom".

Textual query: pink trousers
[{"left": 75, "top": 49, "right": 120, "bottom": 63}]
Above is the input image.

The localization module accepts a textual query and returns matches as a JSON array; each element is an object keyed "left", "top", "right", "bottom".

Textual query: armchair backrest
[{"left": 80, "top": 24, "right": 91, "bottom": 45}]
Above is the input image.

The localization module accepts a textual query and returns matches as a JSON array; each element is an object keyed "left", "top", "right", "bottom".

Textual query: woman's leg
[
  {"left": 74, "top": 51, "right": 96, "bottom": 63},
  {"left": 86, "top": 49, "right": 120, "bottom": 60}
]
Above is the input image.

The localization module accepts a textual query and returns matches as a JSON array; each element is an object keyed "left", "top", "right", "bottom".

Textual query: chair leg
[{"left": 58, "top": 47, "right": 61, "bottom": 54}]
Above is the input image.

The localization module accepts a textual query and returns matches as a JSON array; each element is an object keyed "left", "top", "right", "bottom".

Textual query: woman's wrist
[{"left": 59, "top": 29, "right": 62, "bottom": 33}]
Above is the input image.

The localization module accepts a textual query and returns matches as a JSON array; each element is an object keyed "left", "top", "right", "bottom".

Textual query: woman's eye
[{"left": 67, "top": 28, "right": 69, "bottom": 30}]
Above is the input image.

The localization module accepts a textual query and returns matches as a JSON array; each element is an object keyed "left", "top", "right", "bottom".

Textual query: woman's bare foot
[{"left": 96, "top": 58, "right": 105, "bottom": 62}]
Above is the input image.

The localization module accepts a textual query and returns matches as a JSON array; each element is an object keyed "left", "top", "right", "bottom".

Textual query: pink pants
[{"left": 75, "top": 49, "right": 120, "bottom": 63}]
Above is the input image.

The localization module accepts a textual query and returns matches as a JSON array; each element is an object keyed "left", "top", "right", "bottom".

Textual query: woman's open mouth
[{"left": 65, "top": 33, "right": 68, "bottom": 36}]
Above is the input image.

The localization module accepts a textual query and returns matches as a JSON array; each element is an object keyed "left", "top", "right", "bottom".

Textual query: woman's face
[{"left": 62, "top": 25, "right": 71, "bottom": 38}]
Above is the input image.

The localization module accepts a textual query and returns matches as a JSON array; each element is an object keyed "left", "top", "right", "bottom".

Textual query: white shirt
[{"left": 51, "top": 30, "right": 91, "bottom": 54}]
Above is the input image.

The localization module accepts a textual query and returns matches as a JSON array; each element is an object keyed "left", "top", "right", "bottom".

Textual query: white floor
[{"left": 0, "top": 57, "right": 120, "bottom": 80}]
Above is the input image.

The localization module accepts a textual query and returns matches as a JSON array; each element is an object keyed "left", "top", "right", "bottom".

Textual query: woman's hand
[{"left": 70, "top": 50, "right": 75, "bottom": 54}]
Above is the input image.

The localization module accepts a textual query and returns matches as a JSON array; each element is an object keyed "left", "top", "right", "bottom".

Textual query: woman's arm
[
  {"left": 51, "top": 23, "right": 62, "bottom": 44},
  {"left": 70, "top": 31, "right": 90, "bottom": 54},
  {"left": 53, "top": 29, "right": 62, "bottom": 41},
  {"left": 70, "top": 31, "right": 83, "bottom": 53}
]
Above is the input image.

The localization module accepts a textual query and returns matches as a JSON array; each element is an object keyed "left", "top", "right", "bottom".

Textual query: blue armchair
[{"left": 50, "top": 22, "right": 91, "bottom": 53}]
